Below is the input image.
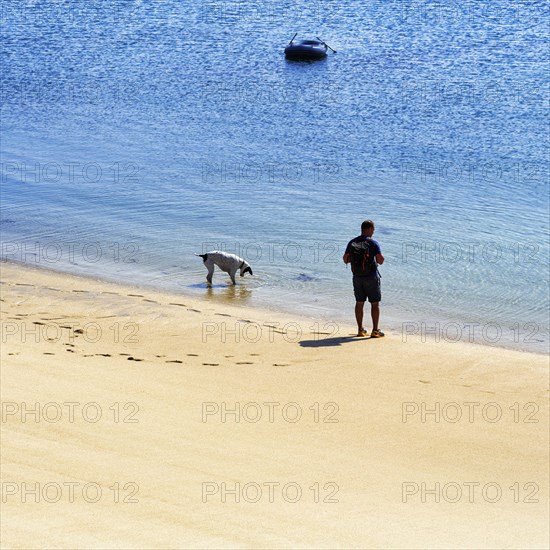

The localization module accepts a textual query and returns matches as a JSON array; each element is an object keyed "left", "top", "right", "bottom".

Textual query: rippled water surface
[{"left": 1, "top": 1, "right": 549, "bottom": 351}]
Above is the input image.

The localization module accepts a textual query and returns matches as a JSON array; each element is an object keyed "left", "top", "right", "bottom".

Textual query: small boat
[{"left": 284, "top": 39, "right": 327, "bottom": 60}]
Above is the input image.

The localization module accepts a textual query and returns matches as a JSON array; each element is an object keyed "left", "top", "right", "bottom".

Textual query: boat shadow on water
[{"left": 284, "top": 57, "right": 328, "bottom": 65}]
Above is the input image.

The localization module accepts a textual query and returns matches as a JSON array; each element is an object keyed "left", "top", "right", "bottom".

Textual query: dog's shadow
[
  {"left": 193, "top": 283, "right": 252, "bottom": 302},
  {"left": 188, "top": 283, "right": 225, "bottom": 289},
  {"left": 299, "top": 336, "right": 364, "bottom": 348}
]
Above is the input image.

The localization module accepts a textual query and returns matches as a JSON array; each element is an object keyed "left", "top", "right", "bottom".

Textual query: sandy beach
[{"left": 1, "top": 261, "right": 548, "bottom": 549}]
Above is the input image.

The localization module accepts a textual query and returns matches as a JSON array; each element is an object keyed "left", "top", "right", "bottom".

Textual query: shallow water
[{"left": 1, "top": 1, "right": 548, "bottom": 352}]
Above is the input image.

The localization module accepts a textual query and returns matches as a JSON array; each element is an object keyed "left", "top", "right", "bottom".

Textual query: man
[{"left": 343, "top": 219, "right": 385, "bottom": 338}]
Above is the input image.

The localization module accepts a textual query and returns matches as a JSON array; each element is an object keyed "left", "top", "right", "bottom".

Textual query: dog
[{"left": 195, "top": 251, "right": 253, "bottom": 285}]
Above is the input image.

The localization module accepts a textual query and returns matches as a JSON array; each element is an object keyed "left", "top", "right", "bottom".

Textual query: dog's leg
[
  {"left": 229, "top": 268, "right": 237, "bottom": 285},
  {"left": 205, "top": 261, "right": 214, "bottom": 285}
]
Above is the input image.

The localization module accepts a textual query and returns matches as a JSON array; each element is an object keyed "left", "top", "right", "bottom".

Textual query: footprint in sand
[
  {"left": 127, "top": 357, "right": 143, "bottom": 361},
  {"left": 142, "top": 299, "right": 158, "bottom": 303},
  {"left": 166, "top": 360, "right": 183, "bottom": 363},
  {"left": 187, "top": 308, "right": 201, "bottom": 313},
  {"left": 72, "top": 290, "right": 88, "bottom": 293},
  {"left": 66, "top": 349, "right": 75, "bottom": 353},
  {"left": 102, "top": 291, "right": 119, "bottom": 295},
  {"left": 202, "top": 363, "right": 219, "bottom": 366},
  {"left": 225, "top": 355, "right": 234, "bottom": 358},
  {"left": 119, "top": 353, "right": 131, "bottom": 356},
  {"left": 155, "top": 355, "right": 166, "bottom": 358},
  {"left": 32, "top": 321, "right": 45, "bottom": 325},
  {"left": 169, "top": 303, "right": 187, "bottom": 307},
  {"left": 236, "top": 362, "right": 253, "bottom": 365},
  {"left": 15, "top": 283, "right": 33, "bottom": 286},
  {"left": 65, "top": 343, "right": 75, "bottom": 347},
  {"left": 45, "top": 287, "right": 61, "bottom": 291},
  {"left": 43, "top": 352, "right": 55, "bottom": 355},
  {"left": 249, "top": 353, "right": 260, "bottom": 356},
  {"left": 187, "top": 353, "right": 198, "bottom": 357},
  {"left": 215, "top": 313, "right": 232, "bottom": 317},
  {"left": 96, "top": 353, "right": 111, "bottom": 357},
  {"left": 273, "top": 363, "right": 289, "bottom": 367},
  {"left": 418, "top": 380, "right": 431, "bottom": 384},
  {"left": 127, "top": 294, "right": 144, "bottom": 297}
]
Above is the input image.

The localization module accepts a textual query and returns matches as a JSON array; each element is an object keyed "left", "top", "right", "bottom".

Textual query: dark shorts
[{"left": 353, "top": 273, "right": 381, "bottom": 303}]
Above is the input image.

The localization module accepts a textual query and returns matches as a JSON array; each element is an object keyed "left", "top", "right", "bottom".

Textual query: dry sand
[{"left": 1, "top": 261, "right": 548, "bottom": 549}]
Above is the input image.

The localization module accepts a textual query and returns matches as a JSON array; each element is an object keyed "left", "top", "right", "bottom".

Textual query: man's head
[{"left": 361, "top": 219, "right": 375, "bottom": 237}]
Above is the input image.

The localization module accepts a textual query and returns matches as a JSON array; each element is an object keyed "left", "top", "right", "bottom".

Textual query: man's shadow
[{"left": 299, "top": 335, "right": 370, "bottom": 348}]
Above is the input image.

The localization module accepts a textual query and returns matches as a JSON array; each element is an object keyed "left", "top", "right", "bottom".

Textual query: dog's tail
[{"left": 194, "top": 253, "right": 208, "bottom": 261}]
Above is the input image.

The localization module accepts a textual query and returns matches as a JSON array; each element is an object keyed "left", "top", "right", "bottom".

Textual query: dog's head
[{"left": 240, "top": 261, "right": 253, "bottom": 277}]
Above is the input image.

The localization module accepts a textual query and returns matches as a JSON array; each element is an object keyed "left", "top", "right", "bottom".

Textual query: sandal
[{"left": 370, "top": 329, "right": 385, "bottom": 338}]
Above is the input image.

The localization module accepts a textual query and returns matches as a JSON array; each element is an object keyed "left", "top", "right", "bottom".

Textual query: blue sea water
[{"left": 1, "top": 1, "right": 549, "bottom": 352}]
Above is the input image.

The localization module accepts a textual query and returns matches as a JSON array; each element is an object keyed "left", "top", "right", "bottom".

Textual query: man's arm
[
  {"left": 343, "top": 240, "right": 352, "bottom": 264},
  {"left": 373, "top": 241, "right": 384, "bottom": 265}
]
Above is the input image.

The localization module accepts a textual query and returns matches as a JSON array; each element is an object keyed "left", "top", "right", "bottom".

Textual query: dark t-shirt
[{"left": 345, "top": 236, "right": 381, "bottom": 276}]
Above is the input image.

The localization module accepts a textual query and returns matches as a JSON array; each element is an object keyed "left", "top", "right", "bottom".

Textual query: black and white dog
[{"left": 195, "top": 251, "right": 253, "bottom": 285}]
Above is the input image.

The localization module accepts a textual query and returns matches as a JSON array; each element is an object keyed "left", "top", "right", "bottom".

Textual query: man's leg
[
  {"left": 355, "top": 301, "right": 365, "bottom": 332},
  {"left": 371, "top": 302, "right": 380, "bottom": 331}
]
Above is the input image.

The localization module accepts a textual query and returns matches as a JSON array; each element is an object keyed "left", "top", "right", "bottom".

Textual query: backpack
[{"left": 350, "top": 238, "right": 376, "bottom": 276}]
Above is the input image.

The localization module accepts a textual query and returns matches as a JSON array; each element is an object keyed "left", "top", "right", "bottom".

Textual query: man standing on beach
[{"left": 343, "top": 219, "right": 385, "bottom": 338}]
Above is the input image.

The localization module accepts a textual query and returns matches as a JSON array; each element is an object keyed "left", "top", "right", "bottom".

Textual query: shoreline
[
  {"left": 1, "top": 258, "right": 546, "bottom": 356},
  {"left": 1, "top": 259, "right": 548, "bottom": 548}
]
